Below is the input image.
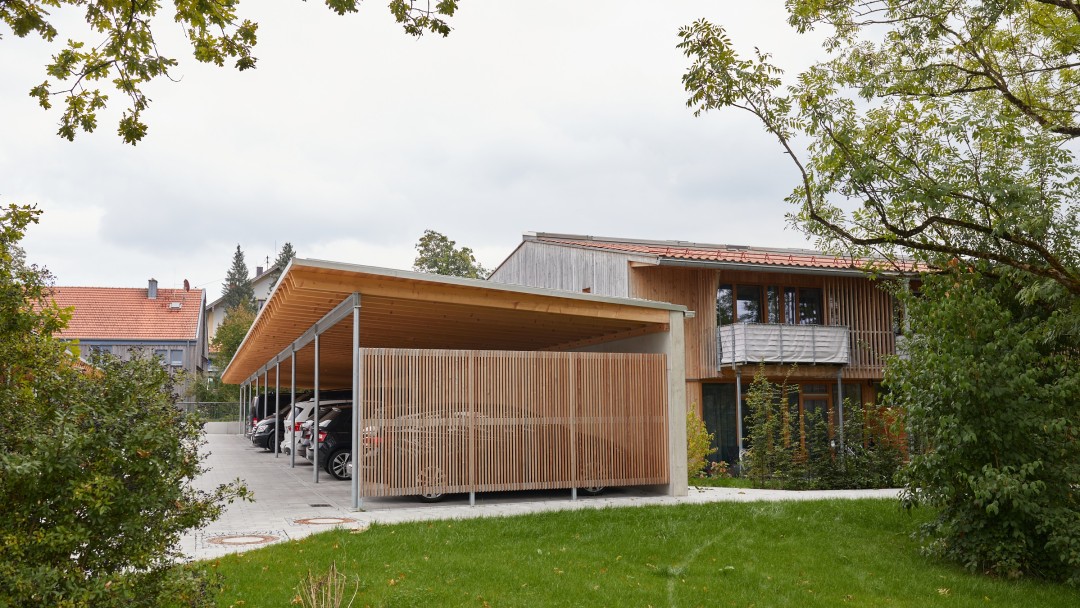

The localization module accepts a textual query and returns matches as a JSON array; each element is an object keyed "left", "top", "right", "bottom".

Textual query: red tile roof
[
  {"left": 49, "top": 286, "right": 205, "bottom": 341},
  {"left": 533, "top": 235, "right": 916, "bottom": 272}
]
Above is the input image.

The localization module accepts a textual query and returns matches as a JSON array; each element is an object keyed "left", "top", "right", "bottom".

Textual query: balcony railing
[{"left": 717, "top": 323, "right": 850, "bottom": 366}]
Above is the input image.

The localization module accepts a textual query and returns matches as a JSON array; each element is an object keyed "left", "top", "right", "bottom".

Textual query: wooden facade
[{"left": 358, "top": 349, "right": 669, "bottom": 498}]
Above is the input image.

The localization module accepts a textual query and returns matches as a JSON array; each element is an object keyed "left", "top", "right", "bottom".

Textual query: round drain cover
[
  {"left": 295, "top": 517, "right": 356, "bottom": 525},
  {"left": 207, "top": 534, "right": 279, "bottom": 546}
]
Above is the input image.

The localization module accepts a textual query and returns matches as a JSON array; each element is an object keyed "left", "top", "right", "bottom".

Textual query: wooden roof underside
[{"left": 222, "top": 260, "right": 679, "bottom": 388}]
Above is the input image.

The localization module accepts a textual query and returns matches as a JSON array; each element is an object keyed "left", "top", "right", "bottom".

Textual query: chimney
[
  {"left": 148, "top": 278, "right": 158, "bottom": 299},
  {"left": 256, "top": 266, "right": 264, "bottom": 277},
  {"left": 183, "top": 279, "right": 190, "bottom": 291}
]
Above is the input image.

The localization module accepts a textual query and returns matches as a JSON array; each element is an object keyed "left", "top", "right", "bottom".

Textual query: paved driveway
[{"left": 179, "top": 433, "right": 900, "bottom": 561}]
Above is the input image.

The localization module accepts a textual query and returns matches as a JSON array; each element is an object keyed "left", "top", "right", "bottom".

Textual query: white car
[{"left": 279, "top": 391, "right": 352, "bottom": 455}]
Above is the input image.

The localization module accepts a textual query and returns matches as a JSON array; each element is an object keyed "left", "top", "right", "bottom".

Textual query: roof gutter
[{"left": 655, "top": 257, "right": 905, "bottom": 278}]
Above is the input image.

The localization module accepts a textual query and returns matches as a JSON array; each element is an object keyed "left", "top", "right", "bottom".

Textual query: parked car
[
  {"left": 279, "top": 390, "right": 352, "bottom": 455},
  {"left": 250, "top": 407, "right": 301, "bottom": 451},
  {"left": 304, "top": 406, "right": 357, "bottom": 480},
  {"left": 356, "top": 408, "right": 618, "bottom": 502},
  {"left": 297, "top": 403, "right": 351, "bottom": 460},
  {"left": 246, "top": 391, "right": 305, "bottom": 438}
]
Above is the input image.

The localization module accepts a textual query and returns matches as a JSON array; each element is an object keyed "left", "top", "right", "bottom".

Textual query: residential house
[
  {"left": 490, "top": 233, "right": 907, "bottom": 465},
  {"left": 50, "top": 279, "right": 209, "bottom": 388}
]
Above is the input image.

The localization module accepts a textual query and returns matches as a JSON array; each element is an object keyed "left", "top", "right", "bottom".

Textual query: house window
[
  {"left": 89, "top": 345, "right": 111, "bottom": 356},
  {"left": 153, "top": 349, "right": 168, "bottom": 361},
  {"left": 798, "top": 288, "right": 823, "bottom": 325},
  {"left": 717, "top": 284, "right": 734, "bottom": 325},
  {"left": 736, "top": 285, "right": 762, "bottom": 323},
  {"left": 169, "top": 350, "right": 183, "bottom": 367},
  {"left": 721, "top": 283, "right": 825, "bottom": 325}
]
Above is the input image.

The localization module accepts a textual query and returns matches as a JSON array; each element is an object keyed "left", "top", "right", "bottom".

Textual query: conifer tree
[{"left": 221, "top": 245, "right": 254, "bottom": 313}]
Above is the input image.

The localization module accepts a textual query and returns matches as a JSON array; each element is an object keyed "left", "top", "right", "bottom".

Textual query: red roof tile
[
  {"left": 49, "top": 286, "right": 204, "bottom": 341},
  {"left": 535, "top": 236, "right": 917, "bottom": 272}
]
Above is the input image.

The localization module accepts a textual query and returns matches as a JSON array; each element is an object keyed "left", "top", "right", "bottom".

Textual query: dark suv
[{"left": 306, "top": 406, "right": 354, "bottom": 480}]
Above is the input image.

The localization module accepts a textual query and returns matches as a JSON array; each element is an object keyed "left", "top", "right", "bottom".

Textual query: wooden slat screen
[
  {"left": 357, "top": 349, "right": 669, "bottom": 498},
  {"left": 824, "top": 277, "right": 896, "bottom": 379}
]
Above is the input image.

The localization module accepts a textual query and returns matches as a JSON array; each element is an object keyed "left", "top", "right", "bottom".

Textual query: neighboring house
[
  {"left": 50, "top": 279, "right": 209, "bottom": 384},
  {"left": 490, "top": 232, "right": 910, "bottom": 465},
  {"left": 205, "top": 264, "right": 279, "bottom": 345}
]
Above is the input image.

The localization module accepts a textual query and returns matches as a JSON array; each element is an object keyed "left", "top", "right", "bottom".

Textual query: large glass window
[
  {"left": 784, "top": 287, "right": 797, "bottom": 324},
  {"left": 736, "top": 285, "right": 762, "bottom": 323},
  {"left": 798, "top": 287, "right": 823, "bottom": 324},
  {"left": 766, "top": 286, "right": 781, "bottom": 323},
  {"left": 717, "top": 284, "right": 733, "bottom": 325}
]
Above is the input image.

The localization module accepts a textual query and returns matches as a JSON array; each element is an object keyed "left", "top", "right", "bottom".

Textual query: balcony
[{"left": 717, "top": 323, "right": 850, "bottom": 366}]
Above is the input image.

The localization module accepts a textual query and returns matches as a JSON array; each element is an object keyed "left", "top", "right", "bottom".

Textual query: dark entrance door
[{"left": 701, "top": 383, "right": 740, "bottom": 466}]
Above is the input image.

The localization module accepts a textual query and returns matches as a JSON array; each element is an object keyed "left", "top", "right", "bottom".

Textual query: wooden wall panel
[
  {"left": 489, "top": 241, "right": 652, "bottom": 297},
  {"left": 629, "top": 267, "right": 718, "bottom": 381},
  {"left": 357, "top": 349, "right": 669, "bottom": 498},
  {"left": 824, "top": 277, "right": 896, "bottom": 379}
]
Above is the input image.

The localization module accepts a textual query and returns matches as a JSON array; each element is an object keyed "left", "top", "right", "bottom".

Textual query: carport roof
[{"left": 222, "top": 259, "right": 685, "bottom": 388}]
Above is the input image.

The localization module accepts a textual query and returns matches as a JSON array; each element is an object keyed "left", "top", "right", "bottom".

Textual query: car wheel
[
  {"left": 264, "top": 433, "right": 276, "bottom": 451},
  {"left": 417, "top": 466, "right": 446, "bottom": 503},
  {"left": 327, "top": 449, "right": 352, "bottom": 480},
  {"left": 579, "top": 460, "right": 606, "bottom": 496}
]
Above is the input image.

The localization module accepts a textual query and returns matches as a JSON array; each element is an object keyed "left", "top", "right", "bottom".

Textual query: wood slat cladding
[
  {"left": 629, "top": 267, "right": 718, "bottom": 380},
  {"left": 357, "top": 349, "right": 669, "bottom": 498},
  {"left": 823, "top": 276, "right": 896, "bottom": 379}
]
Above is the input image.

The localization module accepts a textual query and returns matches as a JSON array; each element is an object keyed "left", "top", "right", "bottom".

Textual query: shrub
[
  {"left": 0, "top": 205, "right": 247, "bottom": 607},
  {"left": 686, "top": 406, "right": 717, "bottom": 479}
]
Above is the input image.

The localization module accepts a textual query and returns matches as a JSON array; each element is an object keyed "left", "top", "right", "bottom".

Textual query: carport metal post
[
  {"left": 313, "top": 332, "right": 320, "bottom": 484},
  {"left": 274, "top": 361, "right": 281, "bottom": 457},
  {"left": 350, "top": 294, "right": 362, "bottom": 510},
  {"left": 290, "top": 347, "right": 297, "bottom": 468}
]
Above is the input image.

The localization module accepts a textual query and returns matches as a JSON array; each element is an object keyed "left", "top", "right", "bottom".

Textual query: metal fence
[{"left": 178, "top": 401, "right": 242, "bottom": 433}]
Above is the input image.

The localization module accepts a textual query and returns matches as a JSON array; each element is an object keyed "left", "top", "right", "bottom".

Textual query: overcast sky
[{"left": 3, "top": 1, "right": 827, "bottom": 296}]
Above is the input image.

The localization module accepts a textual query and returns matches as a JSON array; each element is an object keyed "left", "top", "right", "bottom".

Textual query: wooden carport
[{"left": 222, "top": 259, "right": 688, "bottom": 508}]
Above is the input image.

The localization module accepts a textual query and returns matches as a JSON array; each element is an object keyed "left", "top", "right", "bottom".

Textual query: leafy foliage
[
  {"left": 412, "top": 229, "right": 489, "bottom": 279},
  {"left": 3, "top": 1, "right": 459, "bottom": 143},
  {"left": 220, "top": 244, "right": 255, "bottom": 313},
  {"left": 211, "top": 303, "right": 255, "bottom": 372},
  {"left": 0, "top": 204, "right": 247, "bottom": 606},
  {"left": 893, "top": 270, "right": 1080, "bottom": 582},
  {"left": 686, "top": 406, "right": 717, "bottom": 479},
  {"left": 741, "top": 370, "right": 902, "bottom": 491},
  {"left": 678, "top": 1, "right": 1080, "bottom": 295}
]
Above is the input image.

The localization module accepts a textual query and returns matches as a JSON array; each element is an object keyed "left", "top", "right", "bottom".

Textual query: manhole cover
[
  {"left": 295, "top": 517, "right": 356, "bottom": 525},
  {"left": 207, "top": 534, "right": 279, "bottom": 546}
]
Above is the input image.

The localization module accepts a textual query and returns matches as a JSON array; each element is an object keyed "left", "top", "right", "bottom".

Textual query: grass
[
  {"left": 201, "top": 499, "right": 1079, "bottom": 607},
  {"left": 688, "top": 476, "right": 755, "bottom": 488}
]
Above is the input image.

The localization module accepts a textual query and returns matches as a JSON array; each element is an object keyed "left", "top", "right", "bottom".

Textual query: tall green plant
[
  {"left": 0, "top": 204, "right": 248, "bottom": 607},
  {"left": 686, "top": 406, "right": 717, "bottom": 479},
  {"left": 894, "top": 270, "right": 1080, "bottom": 583}
]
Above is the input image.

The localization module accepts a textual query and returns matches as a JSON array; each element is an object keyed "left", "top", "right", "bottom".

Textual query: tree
[
  {"left": 678, "top": 1, "right": 1080, "bottom": 581},
  {"left": 678, "top": 1, "right": 1080, "bottom": 295},
  {"left": 2, "top": 1, "right": 459, "bottom": 144},
  {"left": 221, "top": 244, "right": 254, "bottom": 313},
  {"left": 891, "top": 269, "right": 1080, "bottom": 582},
  {"left": 0, "top": 204, "right": 247, "bottom": 606},
  {"left": 412, "top": 229, "right": 490, "bottom": 279},
  {"left": 211, "top": 304, "right": 256, "bottom": 372},
  {"left": 267, "top": 242, "right": 297, "bottom": 290}
]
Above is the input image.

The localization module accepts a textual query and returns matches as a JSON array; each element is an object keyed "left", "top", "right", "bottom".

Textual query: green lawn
[{"left": 203, "top": 499, "right": 1079, "bottom": 607}]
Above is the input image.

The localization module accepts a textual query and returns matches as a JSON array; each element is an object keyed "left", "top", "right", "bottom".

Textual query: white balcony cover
[{"left": 718, "top": 323, "right": 850, "bottom": 365}]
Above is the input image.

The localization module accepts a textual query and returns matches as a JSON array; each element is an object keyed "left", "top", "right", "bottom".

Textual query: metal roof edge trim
[{"left": 655, "top": 257, "right": 905, "bottom": 278}]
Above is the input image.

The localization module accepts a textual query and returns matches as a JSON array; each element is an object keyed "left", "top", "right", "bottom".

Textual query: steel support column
[
  {"left": 350, "top": 294, "right": 362, "bottom": 510},
  {"left": 313, "top": 333, "right": 320, "bottom": 484}
]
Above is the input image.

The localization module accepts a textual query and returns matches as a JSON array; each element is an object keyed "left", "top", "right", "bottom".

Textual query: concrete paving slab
[{"left": 179, "top": 434, "right": 901, "bottom": 561}]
